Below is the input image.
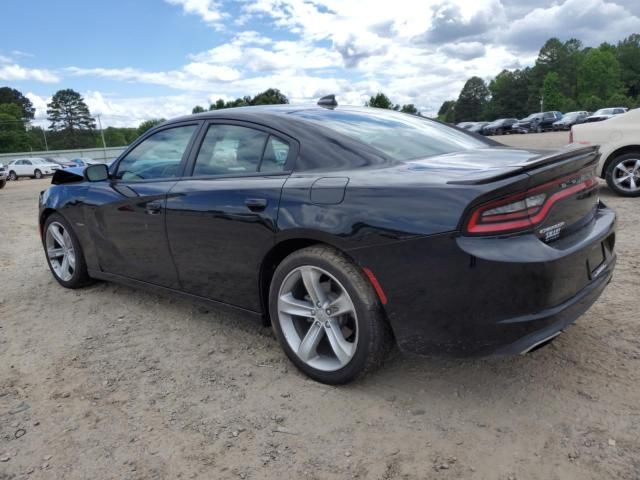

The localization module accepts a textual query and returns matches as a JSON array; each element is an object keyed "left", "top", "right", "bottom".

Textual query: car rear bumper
[{"left": 349, "top": 203, "right": 616, "bottom": 357}]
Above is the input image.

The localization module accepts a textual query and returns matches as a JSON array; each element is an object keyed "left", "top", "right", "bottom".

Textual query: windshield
[
  {"left": 519, "top": 114, "right": 536, "bottom": 121},
  {"left": 594, "top": 108, "right": 614, "bottom": 116},
  {"left": 562, "top": 113, "right": 579, "bottom": 120},
  {"left": 293, "top": 109, "right": 486, "bottom": 161},
  {"left": 32, "top": 159, "right": 48, "bottom": 164}
]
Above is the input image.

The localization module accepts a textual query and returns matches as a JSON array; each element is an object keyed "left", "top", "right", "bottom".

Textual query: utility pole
[
  {"left": 95, "top": 114, "right": 107, "bottom": 161},
  {"left": 42, "top": 128, "right": 49, "bottom": 151}
]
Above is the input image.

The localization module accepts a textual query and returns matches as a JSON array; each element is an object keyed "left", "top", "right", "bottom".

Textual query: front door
[
  {"left": 165, "top": 122, "right": 295, "bottom": 311},
  {"left": 86, "top": 123, "right": 200, "bottom": 288}
]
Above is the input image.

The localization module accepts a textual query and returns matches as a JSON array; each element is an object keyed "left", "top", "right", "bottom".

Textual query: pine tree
[{"left": 47, "top": 89, "right": 96, "bottom": 148}]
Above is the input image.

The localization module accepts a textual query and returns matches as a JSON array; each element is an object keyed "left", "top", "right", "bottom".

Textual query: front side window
[
  {"left": 115, "top": 125, "right": 197, "bottom": 181},
  {"left": 194, "top": 124, "right": 287, "bottom": 176}
]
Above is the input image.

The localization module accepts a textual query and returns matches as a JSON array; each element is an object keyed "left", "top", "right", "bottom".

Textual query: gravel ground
[
  {"left": 1, "top": 145, "right": 639, "bottom": 479},
  {"left": 494, "top": 131, "right": 570, "bottom": 149}
]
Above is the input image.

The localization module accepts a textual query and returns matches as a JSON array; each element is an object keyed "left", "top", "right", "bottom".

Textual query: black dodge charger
[{"left": 39, "top": 100, "right": 617, "bottom": 384}]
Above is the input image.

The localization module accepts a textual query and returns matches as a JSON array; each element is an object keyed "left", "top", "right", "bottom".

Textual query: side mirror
[{"left": 85, "top": 163, "right": 109, "bottom": 182}]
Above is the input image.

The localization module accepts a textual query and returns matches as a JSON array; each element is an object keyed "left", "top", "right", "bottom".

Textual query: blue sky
[{"left": 1, "top": 0, "right": 639, "bottom": 127}]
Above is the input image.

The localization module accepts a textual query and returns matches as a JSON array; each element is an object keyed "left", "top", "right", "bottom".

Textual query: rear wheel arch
[
  {"left": 601, "top": 145, "right": 640, "bottom": 178},
  {"left": 259, "top": 238, "right": 370, "bottom": 326}
]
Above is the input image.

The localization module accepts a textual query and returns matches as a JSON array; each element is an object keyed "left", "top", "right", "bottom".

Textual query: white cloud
[
  {"left": 15, "top": 0, "right": 640, "bottom": 125},
  {"left": 165, "top": 0, "right": 225, "bottom": 27},
  {"left": 0, "top": 63, "right": 60, "bottom": 83}
]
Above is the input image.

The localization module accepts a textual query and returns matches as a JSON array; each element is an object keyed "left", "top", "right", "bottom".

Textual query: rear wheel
[
  {"left": 34, "top": 169, "right": 42, "bottom": 179},
  {"left": 8, "top": 171, "right": 17, "bottom": 181},
  {"left": 43, "top": 213, "right": 93, "bottom": 288},
  {"left": 269, "top": 246, "right": 392, "bottom": 384},
  {"left": 605, "top": 152, "right": 640, "bottom": 197}
]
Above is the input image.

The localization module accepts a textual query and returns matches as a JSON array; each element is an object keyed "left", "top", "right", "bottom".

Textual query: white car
[
  {"left": 0, "top": 163, "right": 7, "bottom": 188},
  {"left": 7, "top": 158, "right": 61, "bottom": 180},
  {"left": 584, "top": 107, "right": 628, "bottom": 123},
  {"left": 570, "top": 108, "right": 640, "bottom": 196}
]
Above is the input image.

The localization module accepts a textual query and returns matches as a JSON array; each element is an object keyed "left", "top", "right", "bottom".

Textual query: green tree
[
  {"left": 437, "top": 100, "right": 456, "bottom": 123},
  {"left": 251, "top": 88, "right": 288, "bottom": 105},
  {"left": 210, "top": 99, "right": 227, "bottom": 110},
  {"left": 0, "top": 110, "right": 30, "bottom": 153},
  {"left": 617, "top": 34, "right": 640, "bottom": 98},
  {"left": 192, "top": 105, "right": 206, "bottom": 114},
  {"left": 400, "top": 104, "right": 419, "bottom": 114},
  {"left": 0, "top": 103, "right": 24, "bottom": 120},
  {"left": 577, "top": 47, "right": 623, "bottom": 103},
  {"left": 606, "top": 92, "right": 631, "bottom": 108},
  {"left": 582, "top": 95, "right": 604, "bottom": 112},
  {"left": 137, "top": 118, "right": 165, "bottom": 136},
  {"left": 487, "top": 68, "right": 531, "bottom": 118},
  {"left": 542, "top": 72, "right": 566, "bottom": 111},
  {"left": 103, "top": 127, "right": 128, "bottom": 147},
  {"left": 47, "top": 89, "right": 97, "bottom": 149},
  {"left": 365, "top": 92, "right": 397, "bottom": 110},
  {"left": 0, "top": 86, "right": 35, "bottom": 119},
  {"left": 455, "top": 77, "right": 489, "bottom": 121}
]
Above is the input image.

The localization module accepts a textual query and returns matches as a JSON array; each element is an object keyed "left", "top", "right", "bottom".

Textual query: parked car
[
  {"left": 456, "top": 122, "right": 475, "bottom": 129},
  {"left": 39, "top": 102, "right": 616, "bottom": 384},
  {"left": 0, "top": 163, "right": 7, "bottom": 188},
  {"left": 482, "top": 118, "right": 518, "bottom": 135},
  {"left": 69, "top": 158, "right": 88, "bottom": 167},
  {"left": 584, "top": 107, "right": 628, "bottom": 123},
  {"left": 467, "top": 122, "right": 489, "bottom": 133},
  {"left": 45, "top": 157, "right": 75, "bottom": 168},
  {"left": 515, "top": 111, "right": 564, "bottom": 133},
  {"left": 571, "top": 107, "right": 640, "bottom": 196},
  {"left": 552, "top": 111, "right": 590, "bottom": 130},
  {"left": 7, "top": 158, "right": 61, "bottom": 180}
]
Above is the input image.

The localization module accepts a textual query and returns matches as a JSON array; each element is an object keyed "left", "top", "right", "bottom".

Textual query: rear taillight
[{"left": 465, "top": 170, "right": 598, "bottom": 235}]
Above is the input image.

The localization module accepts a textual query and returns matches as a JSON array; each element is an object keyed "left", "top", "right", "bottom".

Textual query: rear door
[
  {"left": 86, "top": 122, "right": 201, "bottom": 288},
  {"left": 165, "top": 120, "right": 296, "bottom": 311}
]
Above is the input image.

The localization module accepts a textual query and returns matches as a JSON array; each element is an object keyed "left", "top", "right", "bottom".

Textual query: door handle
[
  {"left": 145, "top": 201, "right": 163, "bottom": 215},
  {"left": 244, "top": 198, "right": 267, "bottom": 211}
]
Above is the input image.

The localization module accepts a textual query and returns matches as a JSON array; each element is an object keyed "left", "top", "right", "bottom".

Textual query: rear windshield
[{"left": 292, "top": 109, "right": 486, "bottom": 161}]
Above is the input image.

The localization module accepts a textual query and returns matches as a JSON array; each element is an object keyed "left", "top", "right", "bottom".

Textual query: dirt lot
[{"left": 1, "top": 141, "right": 639, "bottom": 479}]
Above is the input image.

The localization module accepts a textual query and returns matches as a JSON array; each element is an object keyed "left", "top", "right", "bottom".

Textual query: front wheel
[
  {"left": 536, "top": 126, "right": 542, "bottom": 133},
  {"left": 605, "top": 152, "right": 640, "bottom": 197},
  {"left": 0, "top": 179, "right": 5, "bottom": 189},
  {"left": 43, "top": 213, "right": 94, "bottom": 288},
  {"left": 269, "top": 246, "right": 393, "bottom": 384},
  {"left": 8, "top": 171, "right": 17, "bottom": 181}
]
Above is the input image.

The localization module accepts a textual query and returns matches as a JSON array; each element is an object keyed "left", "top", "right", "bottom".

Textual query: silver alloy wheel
[
  {"left": 613, "top": 158, "right": 640, "bottom": 192},
  {"left": 45, "top": 221, "right": 76, "bottom": 282},
  {"left": 34, "top": 169, "right": 42, "bottom": 179},
  {"left": 277, "top": 265, "right": 358, "bottom": 372}
]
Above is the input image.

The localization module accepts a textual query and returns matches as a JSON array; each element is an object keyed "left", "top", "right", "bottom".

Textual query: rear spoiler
[{"left": 448, "top": 145, "right": 600, "bottom": 185}]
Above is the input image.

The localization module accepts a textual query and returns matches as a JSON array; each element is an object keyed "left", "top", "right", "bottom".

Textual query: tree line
[
  {"left": 0, "top": 87, "right": 166, "bottom": 153},
  {"left": 438, "top": 34, "right": 640, "bottom": 123}
]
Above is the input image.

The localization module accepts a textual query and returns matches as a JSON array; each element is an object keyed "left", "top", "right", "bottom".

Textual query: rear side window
[
  {"left": 292, "top": 109, "right": 486, "bottom": 161},
  {"left": 261, "top": 137, "right": 290, "bottom": 172},
  {"left": 193, "top": 124, "right": 289, "bottom": 175}
]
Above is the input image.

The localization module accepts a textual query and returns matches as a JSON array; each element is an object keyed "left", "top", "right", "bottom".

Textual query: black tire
[
  {"left": 269, "top": 245, "right": 393, "bottom": 384},
  {"left": 536, "top": 126, "right": 542, "bottom": 133},
  {"left": 605, "top": 152, "right": 640, "bottom": 197},
  {"left": 42, "top": 213, "right": 94, "bottom": 288},
  {"left": 34, "top": 169, "right": 42, "bottom": 179},
  {"left": 8, "top": 171, "right": 17, "bottom": 181},
  {"left": 0, "top": 179, "right": 5, "bottom": 189}
]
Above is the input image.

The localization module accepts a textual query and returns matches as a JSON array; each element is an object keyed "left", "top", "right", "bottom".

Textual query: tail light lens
[{"left": 465, "top": 169, "right": 598, "bottom": 235}]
